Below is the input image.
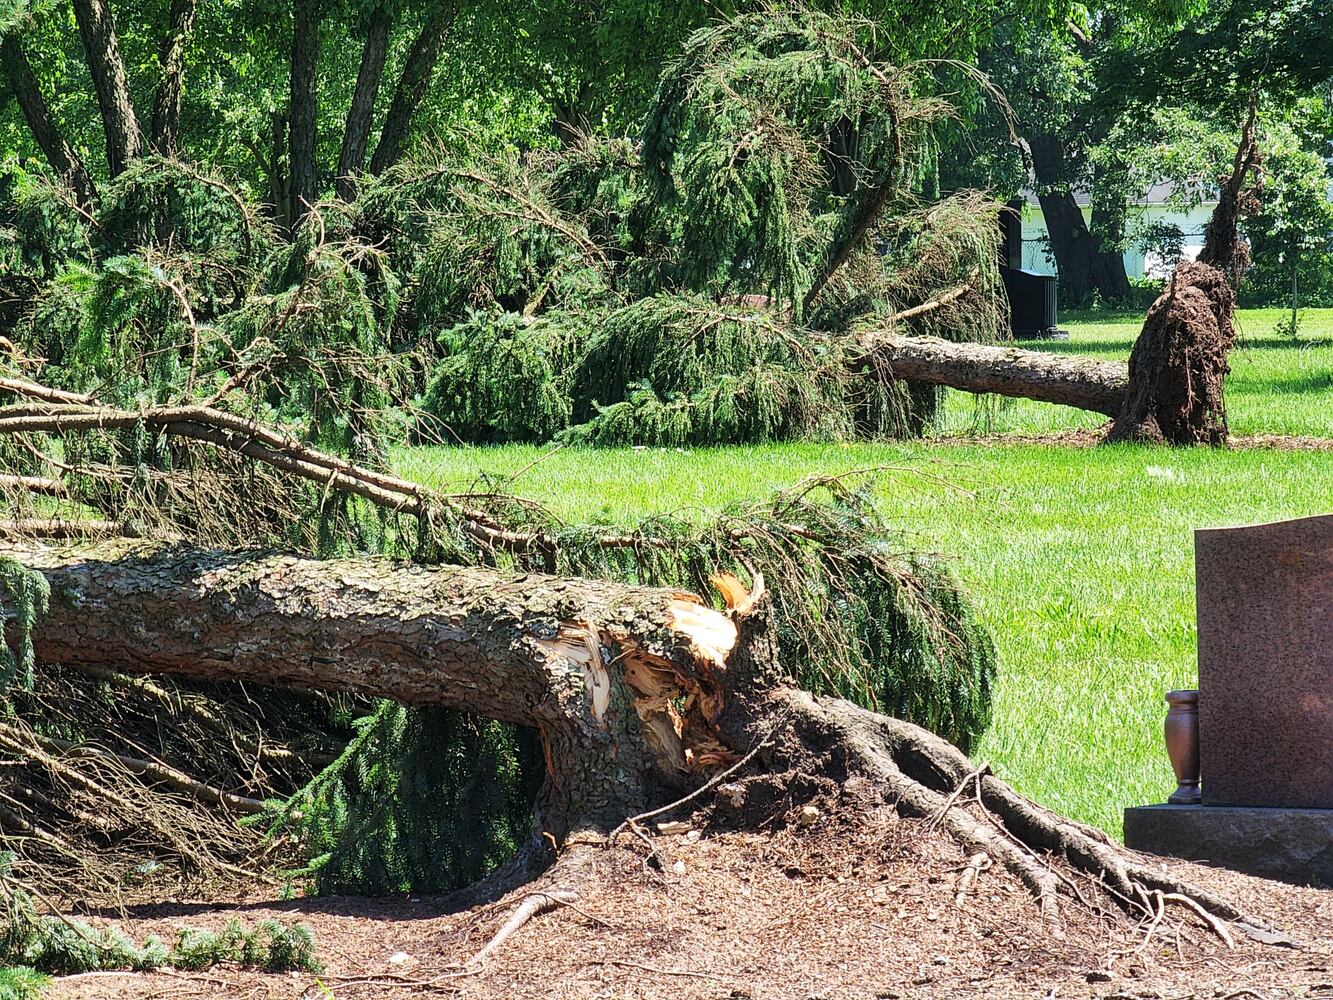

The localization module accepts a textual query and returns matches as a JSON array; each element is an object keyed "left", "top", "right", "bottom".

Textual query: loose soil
[{"left": 49, "top": 812, "right": 1332, "bottom": 999}]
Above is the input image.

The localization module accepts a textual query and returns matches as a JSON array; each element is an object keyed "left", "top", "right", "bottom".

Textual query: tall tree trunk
[
  {"left": 11, "top": 543, "right": 743, "bottom": 841},
  {"left": 1027, "top": 133, "right": 1129, "bottom": 307},
  {"left": 0, "top": 36, "right": 97, "bottom": 207},
  {"left": 335, "top": 3, "right": 392, "bottom": 201},
  {"left": 70, "top": 0, "right": 141, "bottom": 176},
  {"left": 148, "top": 0, "right": 197, "bottom": 156},
  {"left": 550, "top": 82, "right": 592, "bottom": 147},
  {"left": 269, "top": 112, "right": 290, "bottom": 229},
  {"left": 288, "top": 0, "right": 321, "bottom": 225},
  {"left": 1089, "top": 163, "right": 1131, "bottom": 300},
  {"left": 368, "top": 2, "right": 457, "bottom": 176}
]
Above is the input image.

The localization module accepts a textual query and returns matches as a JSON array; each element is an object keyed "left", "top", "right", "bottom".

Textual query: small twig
[
  {"left": 608, "top": 712, "right": 789, "bottom": 843},
  {"left": 927, "top": 762, "right": 989, "bottom": 832},
  {"left": 882, "top": 274, "right": 977, "bottom": 326},
  {"left": 505, "top": 443, "right": 563, "bottom": 485},
  {"left": 322, "top": 971, "right": 463, "bottom": 993},
  {"left": 954, "top": 851, "right": 991, "bottom": 909}
]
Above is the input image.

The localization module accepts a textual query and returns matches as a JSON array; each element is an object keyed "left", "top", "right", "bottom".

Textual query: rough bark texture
[
  {"left": 858, "top": 329, "right": 1128, "bottom": 416},
  {"left": 71, "top": 0, "right": 142, "bottom": 176},
  {"left": 0, "top": 36, "right": 97, "bottom": 206},
  {"left": 1105, "top": 262, "right": 1235, "bottom": 445},
  {"left": 149, "top": 0, "right": 197, "bottom": 156},
  {"left": 9, "top": 543, "right": 744, "bottom": 842},
  {"left": 335, "top": 3, "right": 392, "bottom": 200},
  {"left": 288, "top": 0, "right": 321, "bottom": 224},
  {"left": 368, "top": 3, "right": 456, "bottom": 176},
  {"left": 1028, "top": 134, "right": 1130, "bottom": 306}
]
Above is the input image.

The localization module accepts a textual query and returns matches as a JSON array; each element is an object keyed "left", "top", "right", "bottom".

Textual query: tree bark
[
  {"left": 288, "top": 0, "right": 321, "bottom": 225},
  {"left": 336, "top": 3, "right": 392, "bottom": 200},
  {"left": 856, "top": 328, "right": 1128, "bottom": 416},
  {"left": 0, "top": 35, "right": 97, "bottom": 207},
  {"left": 9, "top": 543, "right": 745, "bottom": 840},
  {"left": 71, "top": 0, "right": 142, "bottom": 176},
  {"left": 149, "top": 0, "right": 198, "bottom": 156},
  {"left": 1027, "top": 134, "right": 1129, "bottom": 307},
  {"left": 368, "top": 2, "right": 457, "bottom": 176},
  {"left": 5, "top": 541, "right": 1263, "bottom": 937}
]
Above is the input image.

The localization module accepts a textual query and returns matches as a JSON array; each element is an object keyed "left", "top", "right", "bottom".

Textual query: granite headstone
[
  {"left": 1125, "top": 512, "right": 1333, "bottom": 886},
  {"left": 1195, "top": 513, "right": 1332, "bottom": 808}
]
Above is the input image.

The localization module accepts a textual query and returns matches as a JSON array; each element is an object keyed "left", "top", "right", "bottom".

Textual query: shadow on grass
[
  {"left": 1228, "top": 371, "right": 1333, "bottom": 395},
  {"left": 1232, "top": 336, "right": 1333, "bottom": 351},
  {"left": 74, "top": 893, "right": 481, "bottom": 922}
]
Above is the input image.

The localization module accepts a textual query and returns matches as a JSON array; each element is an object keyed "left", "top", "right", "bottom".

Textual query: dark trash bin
[{"left": 1000, "top": 267, "right": 1063, "bottom": 339}]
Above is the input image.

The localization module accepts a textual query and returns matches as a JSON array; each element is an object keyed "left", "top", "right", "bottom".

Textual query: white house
[{"left": 1018, "top": 183, "right": 1217, "bottom": 279}]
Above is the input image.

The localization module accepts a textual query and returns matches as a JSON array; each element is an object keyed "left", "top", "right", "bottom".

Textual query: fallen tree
[
  {"left": 3, "top": 540, "right": 1271, "bottom": 941},
  {"left": 854, "top": 327, "right": 1128, "bottom": 416}
]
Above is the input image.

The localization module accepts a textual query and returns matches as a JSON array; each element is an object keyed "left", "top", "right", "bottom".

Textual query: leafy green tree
[{"left": 1241, "top": 113, "right": 1333, "bottom": 321}]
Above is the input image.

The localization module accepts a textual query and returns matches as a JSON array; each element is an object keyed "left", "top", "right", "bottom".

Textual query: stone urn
[{"left": 1164, "top": 689, "right": 1201, "bottom": 805}]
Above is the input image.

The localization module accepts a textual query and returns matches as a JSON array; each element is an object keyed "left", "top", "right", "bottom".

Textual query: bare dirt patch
[{"left": 49, "top": 813, "right": 1332, "bottom": 1000}]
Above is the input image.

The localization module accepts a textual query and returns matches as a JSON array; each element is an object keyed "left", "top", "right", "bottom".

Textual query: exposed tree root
[
  {"left": 464, "top": 889, "right": 580, "bottom": 969},
  {"left": 1107, "top": 100, "right": 1261, "bottom": 446},
  {"left": 722, "top": 687, "right": 1272, "bottom": 946}
]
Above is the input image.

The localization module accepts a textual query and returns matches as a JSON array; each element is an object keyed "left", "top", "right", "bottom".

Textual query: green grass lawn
[{"left": 395, "top": 307, "right": 1333, "bottom": 838}]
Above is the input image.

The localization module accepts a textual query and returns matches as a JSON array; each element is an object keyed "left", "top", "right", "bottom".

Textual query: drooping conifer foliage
[{"left": 0, "top": 8, "right": 1002, "bottom": 898}]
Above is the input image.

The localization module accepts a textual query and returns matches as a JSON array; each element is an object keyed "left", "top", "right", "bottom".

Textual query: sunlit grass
[{"left": 394, "top": 306, "right": 1333, "bottom": 838}]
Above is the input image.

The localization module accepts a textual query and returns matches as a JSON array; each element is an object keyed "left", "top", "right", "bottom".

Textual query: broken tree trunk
[
  {"left": 6, "top": 542, "right": 744, "bottom": 852},
  {"left": 855, "top": 329, "right": 1128, "bottom": 416},
  {"left": 3, "top": 541, "right": 1266, "bottom": 938}
]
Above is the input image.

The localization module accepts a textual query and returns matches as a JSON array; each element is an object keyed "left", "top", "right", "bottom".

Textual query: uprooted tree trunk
[
  {"left": 4, "top": 541, "right": 1269, "bottom": 939},
  {"left": 1106, "top": 103, "right": 1261, "bottom": 445},
  {"left": 855, "top": 327, "right": 1128, "bottom": 416}
]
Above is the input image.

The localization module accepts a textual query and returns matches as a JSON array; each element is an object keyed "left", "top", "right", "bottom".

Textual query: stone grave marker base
[{"left": 1124, "top": 804, "right": 1333, "bottom": 887}]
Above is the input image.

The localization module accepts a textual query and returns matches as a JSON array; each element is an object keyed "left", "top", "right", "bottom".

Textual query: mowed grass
[{"left": 395, "top": 307, "right": 1333, "bottom": 837}]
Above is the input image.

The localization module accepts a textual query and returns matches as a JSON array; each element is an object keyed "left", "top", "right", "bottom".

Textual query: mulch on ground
[{"left": 48, "top": 809, "right": 1333, "bottom": 1000}]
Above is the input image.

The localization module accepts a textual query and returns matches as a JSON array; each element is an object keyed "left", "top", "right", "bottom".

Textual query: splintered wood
[{"left": 533, "top": 573, "right": 761, "bottom": 777}]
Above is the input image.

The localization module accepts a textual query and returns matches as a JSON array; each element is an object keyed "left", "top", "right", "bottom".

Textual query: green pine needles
[
  {"left": 0, "top": 857, "right": 318, "bottom": 974},
  {"left": 264, "top": 705, "right": 537, "bottom": 895},
  {"left": 0, "top": 966, "right": 46, "bottom": 1000},
  {"left": 420, "top": 292, "right": 962, "bottom": 446},
  {"left": 0, "top": 560, "right": 49, "bottom": 693}
]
